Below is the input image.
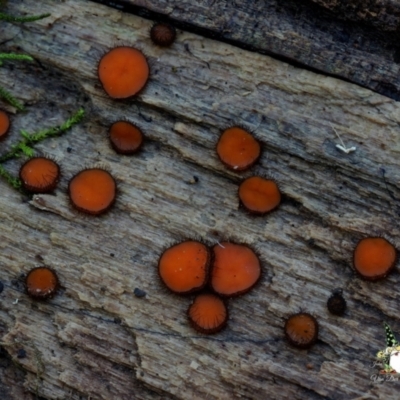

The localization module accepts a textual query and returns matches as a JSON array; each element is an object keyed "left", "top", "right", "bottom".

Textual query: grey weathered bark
[{"left": 0, "top": 0, "right": 399, "bottom": 398}]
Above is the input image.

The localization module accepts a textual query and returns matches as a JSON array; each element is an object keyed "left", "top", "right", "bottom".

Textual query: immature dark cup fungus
[
  {"left": 188, "top": 293, "right": 228, "bottom": 334},
  {"left": 150, "top": 22, "right": 176, "bottom": 47},
  {"left": 68, "top": 168, "right": 116, "bottom": 215},
  {"left": 211, "top": 242, "right": 261, "bottom": 297},
  {"left": 238, "top": 176, "right": 281, "bottom": 215},
  {"left": 0, "top": 110, "right": 10, "bottom": 140},
  {"left": 158, "top": 240, "right": 210, "bottom": 295},
  {"left": 327, "top": 291, "right": 346, "bottom": 316},
  {"left": 284, "top": 312, "right": 318, "bottom": 349},
  {"left": 19, "top": 157, "right": 60, "bottom": 193},
  {"left": 25, "top": 266, "right": 58, "bottom": 300},
  {"left": 216, "top": 126, "right": 260, "bottom": 171},
  {"left": 353, "top": 237, "right": 397, "bottom": 281},
  {"left": 109, "top": 121, "right": 144, "bottom": 155},
  {"left": 97, "top": 46, "right": 149, "bottom": 99}
]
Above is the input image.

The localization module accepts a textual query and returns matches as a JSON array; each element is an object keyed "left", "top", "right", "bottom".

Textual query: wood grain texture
[
  {"left": 92, "top": 0, "right": 400, "bottom": 101},
  {"left": 0, "top": 0, "right": 400, "bottom": 398}
]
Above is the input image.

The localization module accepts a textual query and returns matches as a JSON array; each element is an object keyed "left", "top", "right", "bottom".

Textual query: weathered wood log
[
  {"left": 0, "top": 0, "right": 400, "bottom": 398},
  {"left": 92, "top": 0, "right": 400, "bottom": 101}
]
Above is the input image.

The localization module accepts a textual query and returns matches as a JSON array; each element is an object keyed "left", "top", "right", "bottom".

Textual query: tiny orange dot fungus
[
  {"left": 238, "top": 176, "right": 281, "bottom": 214},
  {"left": 284, "top": 312, "right": 318, "bottom": 349},
  {"left": 150, "top": 22, "right": 176, "bottom": 47},
  {"left": 0, "top": 110, "right": 10, "bottom": 140},
  {"left": 158, "top": 240, "right": 210, "bottom": 295},
  {"left": 188, "top": 293, "right": 228, "bottom": 334},
  {"left": 97, "top": 46, "right": 149, "bottom": 99},
  {"left": 211, "top": 242, "right": 261, "bottom": 297},
  {"left": 19, "top": 157, "right": 60, "bottom": 193},
  {"left": 68, "top": 168, "right": 116, "bottom": 215},
  {"left": 216, "top": 126, "right": 260, "bottom": 171},
  {"left": 109, "top": 121, "right": 144, "bottom": 155},
  {"left": 353, "top": 237, "right": 397, "bottom": 281},
  {"left": 25, "top": 266, "right": 58, "bottom": 300}
]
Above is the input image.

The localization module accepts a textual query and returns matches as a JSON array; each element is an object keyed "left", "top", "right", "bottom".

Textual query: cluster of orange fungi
[
  {"left": 1, "top": 21, "right": 396, "bottom": 347},
  {"left": 158, "top": 240, "right": 261, "bottom": 333}
]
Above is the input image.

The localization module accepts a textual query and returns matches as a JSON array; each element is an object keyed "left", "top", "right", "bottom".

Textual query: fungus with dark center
[
  {"left": 216, "top": 126, "right": 260, "bottom": 171},
  {"left": 284, "top": 312, "right": 318, "bottom": 349},
  {"left": 109, "top": 121, "right": 144, "bottom": 155},
  {"left": 238, "top": 176, "right": 281, "bottom": 215},
  {"left": 19, "top": 157, "right": 60, "bottom": 193},
  {"left": 150, "top": 22, "right": 176, "bottom": 47},
  {"left": 68, "top": 168, "right": 116, "bottom": 215},
  {"left": 158, "top": 240, "right": 210, "bottom": 295},
  {"left": 353, "top": 237, "right": 397, "bottom": 281},
  {"left": 211, "top": 242, "right": 261, "bottom": 297},
  {"left": 25, "top": 266, "right": 58, "bottom": 300},
  {"left": 188, "top": 293, "right": 228, "bottom": 334},
  {"left": 0, "top": 110, "right": 10, "bottom": 140},
  {"left": 327, "top": 289, "right": 346, "bottom": 316},
  {"left": 97, "top": 46, "right": 149, "bottom": 99}
]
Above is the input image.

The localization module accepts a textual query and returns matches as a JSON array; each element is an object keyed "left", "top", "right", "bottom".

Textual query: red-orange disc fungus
[
  {"left": 188, "top": 293, "right": 228, "bottom": 334},
  {"left": 109, "top": 121, "right": 144, "bottom": 155},
  {"left": 19, "top": 157, "right": 60, "bottom": 193},
  {"left": 353, "top": 237, "right": 397, "bottom": 281},
  {"left": 68, "top": 168, "right": 117, "bottom": 215},
  {"left": 0, "top": 110, "right": 10, "bottom": 140},
  {"left": 150, "top": 22, "right": 176, "bottom": 47},
  {"left": 25, "top": 266, "right": 58, "bottom": 300},
  {"left": 216, "top": 126, "right": 261, "bottom": 171},
  {"left": 158, "top": 240, "right": 210, "bottom": 295},
  {"left": 211, "top": 242, "right": 261, "bottom": 297},
  {"left": 284, "top": 312, "right": 319, "bottom": 349},
  {"left": 97, "top": 46, "right": 149, "bottom": 99},
  {"left": 238, "top": 176, "right": 281, "bottom": 214}
]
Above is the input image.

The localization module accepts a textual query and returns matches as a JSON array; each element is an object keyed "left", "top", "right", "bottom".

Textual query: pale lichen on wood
[{"left": 0, "top": 0, "right": 399, "bottom": 399}]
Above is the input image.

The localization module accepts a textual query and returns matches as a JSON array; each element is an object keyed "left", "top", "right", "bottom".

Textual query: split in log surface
[{"left": 0, "top": 0, "right": 400, "bottom": 399}]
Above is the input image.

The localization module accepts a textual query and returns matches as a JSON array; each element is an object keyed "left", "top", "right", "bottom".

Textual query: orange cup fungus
[
  {"left": 353, "top": 237, "right": 397, "bottom": 281},
  {"left": 19, "top": 157, "right": 60, "bottom": 193},
  {"left": 109, "top": 121, "right": 144, "bottom": 155},
  {"left": 211, "top": 242, "right": 261, "bottom": 297},
  {"left": 284, "top": 312, "right": 319, "bottom": 349},
  {"left": 216, "top": 126, "right": 261, "bottom": 171},
  {"left": 68, "top": 168, "right": 117, "bottom": 215},
  {"left": 25, "top": 266, "right": 58, "bottom": 300},
  {"left": 188, "top": 293, "right": 228, "bottom": 334},
  {"left": 150, "top": 22, "right": 176, "bottom": 47},
  {"left": 97, "top": 46, "right": 149, "bottom": 99},
  {"left": 158, "top": 240, "right": 210, "bottom": 294},
  {"left": 0, "top": 110, "right": 10, "bottom": 140},
  {"left": 238, "top": 176, "right": 281, "bottom": 214}
]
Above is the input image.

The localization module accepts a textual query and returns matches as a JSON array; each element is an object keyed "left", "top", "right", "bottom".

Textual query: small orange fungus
[
  {"left": 109, "top": 121, "right": 144, "bottom": 154},
  {"left": 97, "top": 46, "right": 149, "bottom": 99},
  {"left": 0, "top": 110, "right": 10, "bottom": 140},
  {"left": 25, "top": 266, "right": 58, "bottom": 300},
  {"left": 188, "top": 293, "right": 228, "bottom": 334},
  {"left": 238, "top": 176, "right": 281, "bottom": 214},
  {"left": 284, "top": 312, "right": 318, "bottom": 349},
  {"left": 158, "top": 240, "right": 210, "bottom": 294},
  {"left": 68, "top": 168, "right": 116, "bottom": 215},
  {"left": 216, "top": 126, "right": 260, "bottom": 171},
  {"left": 353, "top": 237, "right": 397, "bottom": 281},
  {"left": 19, "top": 157, "right": 60, "bottom": 193},
  {"left": 211, "top": 242, "right": 261, "bottom": 297},
  {"left": 150, "top": 22, "right": 176, "bottom": 47}
]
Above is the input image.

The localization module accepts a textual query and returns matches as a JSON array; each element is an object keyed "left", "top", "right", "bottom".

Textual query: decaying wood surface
[
  {"left": 0, "top": 0, "right": 400, "bottom": 398},
  {"left": 94, "top": 0, "right": 400, "bottom": 101}
]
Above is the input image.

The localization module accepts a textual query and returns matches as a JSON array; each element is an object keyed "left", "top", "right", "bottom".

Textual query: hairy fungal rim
[
  {"left": 68, "top": 167, "right": 117, "bottom": 216},
  {"left": 25, "top": 266, "right": 59, "bottom": 300},
  {"left": 284, "top": 312, "right": 319, "bottom": 349},
  {"left": 108, "top": 120, "right": 144, "bottom": 155},
  {"left": 150, "top": 22, "right": 177, "bottom": 47},
  {"left": 158, "top": 240, "right": 211, "bottom": 295}
]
